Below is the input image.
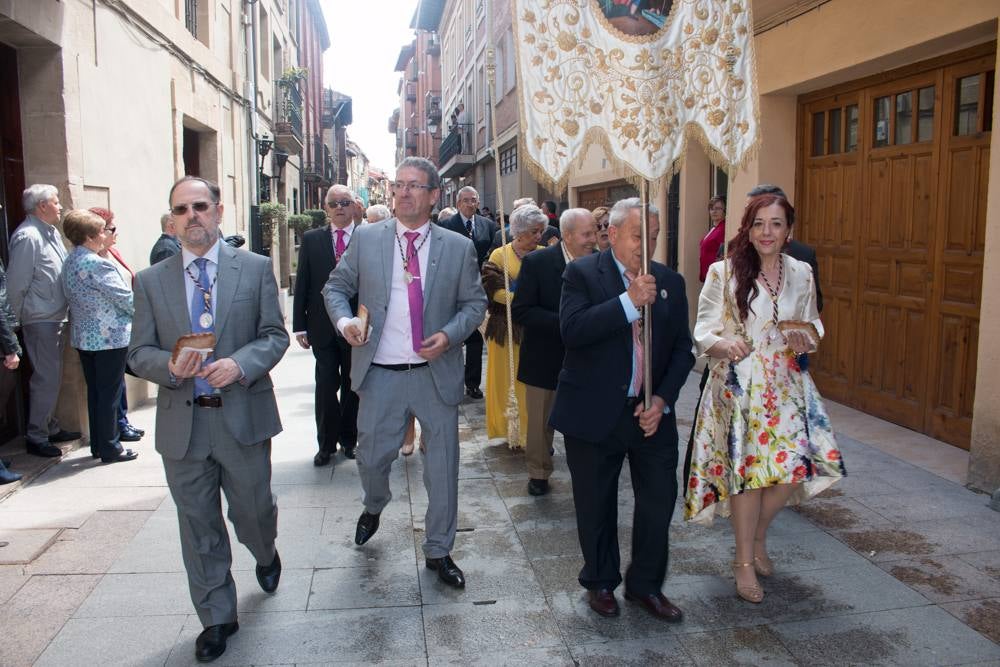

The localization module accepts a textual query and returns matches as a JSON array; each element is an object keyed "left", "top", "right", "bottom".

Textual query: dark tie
[
  {"left": 189, "top": 257, "right": 215, "bottom": 397},
  {"left": 464, "top": 218, "right": 473, "bottom": 238}
]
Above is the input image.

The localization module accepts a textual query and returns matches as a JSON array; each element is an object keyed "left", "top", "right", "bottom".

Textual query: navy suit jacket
[
  {"left": 511, "top": 242, "right": 567, "bottom": 390},
  {"left": 549, "top": 250, "right": 694, "bottom": 444},
  {"left": 439, "top": 213, "right": 497, "bottom": 267}
]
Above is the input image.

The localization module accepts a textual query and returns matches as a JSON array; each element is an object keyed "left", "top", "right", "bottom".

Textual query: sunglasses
[
  {"left": 170, "top": 201, "right": 216, "bottom": 216},
  {"left": 105, "top": 226, "right": 117, "bottom": 233},
  {"left": 597, "top": 222, "right": 609, "bottom": 229},
  {"left": 327, "top": 199, "right": 354, "bottom": 208}
]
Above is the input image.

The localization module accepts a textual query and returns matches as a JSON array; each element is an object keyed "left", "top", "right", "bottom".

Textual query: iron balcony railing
[
  {"left": 440, "top": 123, "right": 472, "bottom": 164},
  {"left": 280, "top": 84, "right": 303, "bottom": 141}
]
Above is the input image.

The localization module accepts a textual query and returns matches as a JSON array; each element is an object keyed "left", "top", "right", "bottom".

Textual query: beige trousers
[{"left": 525, "top": 383, "right": 556, "bottom": 480}]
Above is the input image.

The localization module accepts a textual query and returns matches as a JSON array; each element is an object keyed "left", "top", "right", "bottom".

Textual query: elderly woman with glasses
[
  {"left": 481, "top": 204, "right": 546, "bottom": 448},
  {"left": 61, "top": 209, "right": 138, "bottom": 464},
  {"left": 89, "top": 207, "right": 146, "bottom": 445}
]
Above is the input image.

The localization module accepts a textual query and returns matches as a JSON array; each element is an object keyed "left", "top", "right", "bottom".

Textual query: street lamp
[{"left": 257, "top": 136, "right": 273, "bottom": 203}]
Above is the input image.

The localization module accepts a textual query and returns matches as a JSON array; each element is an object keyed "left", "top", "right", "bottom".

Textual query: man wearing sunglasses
[
  {"left": 293, "top": 183, "right": 360, "bottom": 467},
  {"left": 323, "top": 157, "right": 487, "bottom": 590},
  {"left": 129, "top": 176, "right": 289, "bottom": 662}
]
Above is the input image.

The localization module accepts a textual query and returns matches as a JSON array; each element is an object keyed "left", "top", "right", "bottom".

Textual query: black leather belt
[
  {"left": 194, "top": 395, "right": 222, "bottom": 408},
  {"left": 371, "top": 362, "right": 429, "bottom": 371}
]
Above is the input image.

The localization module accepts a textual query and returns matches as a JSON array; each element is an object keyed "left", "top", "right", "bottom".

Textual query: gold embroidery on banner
[{"left": 512, "top": 0, "right": 761, "bottom": 194}]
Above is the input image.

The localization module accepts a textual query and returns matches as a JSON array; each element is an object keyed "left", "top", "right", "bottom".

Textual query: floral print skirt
[{"left": 684, "top": 346, "right": 846, "bottom": 525}]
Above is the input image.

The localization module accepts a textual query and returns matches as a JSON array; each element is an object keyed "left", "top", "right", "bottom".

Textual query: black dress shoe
[
  {"left": 426, "top": 555, "right": 466, "bottom": 588},
  {"left": 195, "top": 621, "right": 239, "bottom": 662},
  {"left": 465, "top": 386, "right": 484, "bottom": 399},
  {"left": 127, "top": 424, "right": 146, "bottom": 436},
  {"left": 313, "top": 450, "right": 332, "bottom": 467},
  {"left": 256, "top": 551, "right": 281, "bottom": 593},
  {"left": 527, "top": 478, "right": 550, "bottom": 496},
  {"left": 624, "top": 590, "right": 684, "bottom": 622},
  {"left": 101, "top": 449, "right": 139, "bottom": 464},
  {"left": 341, "top": 444, "right": 356, "bottom": 459},
  {"left": 49, "top": 430, "right": 82, "bottom": 443},
  {"left": 588, "top": 588, "right": 620, "bottom": 617},
  {"left": 27, "top": 440, "right": 62, "bottom": 458},
  {"left": 0, "top": 467, "right": 22, "bottom": 485},
  {"left": 119, "top": 426, "right": 142, "bottom": 442},
  {"left": 355, "top": 511, "right": 380, "bottom": 545}
]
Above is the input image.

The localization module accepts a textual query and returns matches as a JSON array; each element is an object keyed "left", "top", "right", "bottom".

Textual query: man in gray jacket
[
  {"left": 324, "top": 157, "right": 487, "bottom": 589},
  {"left": 7, "top": 184, "right": 80, "bottom": 457}
]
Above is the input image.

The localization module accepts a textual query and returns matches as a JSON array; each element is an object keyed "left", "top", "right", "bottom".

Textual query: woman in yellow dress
[{"left": 482, "top": 205, "right": 546, "bottom": 448}]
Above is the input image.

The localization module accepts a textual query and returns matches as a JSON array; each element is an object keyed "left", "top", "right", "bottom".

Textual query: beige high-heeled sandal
[
  {"left": 732, "top": 561, "right": 764, "bottom": 603},
  {"left": 753, "top": 554, "right": 774, "bottom": 577}
]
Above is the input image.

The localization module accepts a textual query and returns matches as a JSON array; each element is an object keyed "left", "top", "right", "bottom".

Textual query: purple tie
[
  {"left": 404, "top": 231, "right": 424, "bottom": 353},
  {"left": 335, "top": 228, "right": 346, "bottom": 259}
]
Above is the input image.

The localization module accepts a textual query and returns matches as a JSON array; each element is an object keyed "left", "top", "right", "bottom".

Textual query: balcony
[
  {"left": 427, "top": 33, "right": 440, "bottom": 56},
  {"left": 407, "top": 60, "right": 418, "bottom": 82},
  {"left": 438, "top": 123, "right": 473, "bottom": 178},
  {"left": 405, "top": 130, "right": 418, "bottom": 150},
  {"left": 425, "top": 91, "right": 441, "bottom": 123},
  {"left": 405, "top": 81, "right": 417, "bottom": 102},
  {"left": 275, "top": 83, "right": 303, "bottom": 155}
]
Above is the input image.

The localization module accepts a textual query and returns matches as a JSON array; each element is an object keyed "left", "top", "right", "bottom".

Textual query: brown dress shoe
[
  {"left": 624, "top": 590, "right": 683, "bottom": 622},
  {"left": 587, "top": 588, "right": 620, "bottom": 617}
]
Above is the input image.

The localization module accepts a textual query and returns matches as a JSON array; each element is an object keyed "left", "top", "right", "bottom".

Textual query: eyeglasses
[
  {"left": 327, "top": 199, "right": 354, "bottom": 208},
  {"left": 597, "top": 222, "right": 609, "bottom": 229},
  {"left": 390, "top": 181, "right": 435, "bottom": 192},
  {"left": 170, "top": 201, "right": 216, "bottom": 216},
  {"left": 105, "top": 226, "right": 117, "bottom": 234}
]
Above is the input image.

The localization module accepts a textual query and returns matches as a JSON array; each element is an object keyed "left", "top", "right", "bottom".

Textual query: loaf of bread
[
  {"left": 357, "top": 304, "right": 369, "bottom": 340},
  {"left": 171, "top": 332, "right": 216, "bottom": 363}
]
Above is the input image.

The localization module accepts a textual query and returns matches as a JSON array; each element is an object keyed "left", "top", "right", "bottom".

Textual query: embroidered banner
[{"left": 511, "top": 0, "right": 760, "bottom": 192}]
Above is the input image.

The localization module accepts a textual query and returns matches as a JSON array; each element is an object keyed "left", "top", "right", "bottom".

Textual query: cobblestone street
[{"left": 1, "top": 318, "right": 999, "bottom": 666}]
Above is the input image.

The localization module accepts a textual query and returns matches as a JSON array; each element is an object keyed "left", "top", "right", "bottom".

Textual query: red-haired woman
[{"left": 685, "top": 193, "right": 845, "bottom": 603}]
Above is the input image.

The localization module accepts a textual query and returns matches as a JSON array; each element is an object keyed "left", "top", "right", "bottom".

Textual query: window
[
  {"left": 259, "top": 6, "right": 270, "bottom": 81},
  {"left": 917, "top": 86, "right": 934, "bottom": 142},
  {"left": 811, "top": 111, "right": 825, "bottom": 156},
  {"left": 872, "top": 86, "right": 935, "bottom": 148},
  {"left": 829, "top": 107, "right": 842, "bottom": 154},
  {"left": 953, "top": 71, "right": 994, "bottom": 136},
  {"left": 846, "top": 104, "right": 859, "bottom": 152},
  {"left": 500, "top": 144, "right": 517, "bottom": 175},
  {"left": 184, "top": 0, "right": 209, "bottom": 46}
]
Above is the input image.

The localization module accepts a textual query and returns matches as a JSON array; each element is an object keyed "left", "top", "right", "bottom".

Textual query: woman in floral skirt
[{"left": 685, "top": 193, "right": 845, "bottom": 603}]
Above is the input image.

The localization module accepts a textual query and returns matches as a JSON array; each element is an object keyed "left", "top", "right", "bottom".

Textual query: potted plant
[
  {"left": 257, "top": 202, "right": 287, "bottom": 245},
  {"left": 303, "top": 208, "right": 326, "bottom": 229}
]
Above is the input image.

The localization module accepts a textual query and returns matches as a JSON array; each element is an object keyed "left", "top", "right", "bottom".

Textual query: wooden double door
[{"left": 797, "top": 43, "right": 993, "bottom": 449}]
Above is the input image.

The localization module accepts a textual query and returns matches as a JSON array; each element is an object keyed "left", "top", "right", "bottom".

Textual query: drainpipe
[{"left": 245, "top": 0, "right": 260, "bottom": 204}]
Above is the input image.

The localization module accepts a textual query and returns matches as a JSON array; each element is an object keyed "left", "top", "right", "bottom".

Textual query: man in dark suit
[
  {"left": 149, "top": 212, "right": 182, "bottom": 265},
  {"left": 511, "top": 208, "right": 597, "bottom": 496},
  {"left": 293, "top": 183, "right": 360, "bottom": 466},
  {"left": 438, "top": 186, "right": 496, "bottom": 399},
  {"left": 129, "top": 176, "right": 289, "bottom": 662},
  {"left": 550, "top": 198, "right": 694, "bottom": 622}
]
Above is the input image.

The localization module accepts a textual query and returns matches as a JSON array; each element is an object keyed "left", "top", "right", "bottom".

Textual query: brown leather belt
[
  {"left": 194, "top": 395, "right": 222, "bottom": 408},
  {"left": 371, "top": 362, "right": 428, "bottom": 371}
]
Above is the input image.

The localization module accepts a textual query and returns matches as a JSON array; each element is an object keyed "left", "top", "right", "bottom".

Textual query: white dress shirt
[{"left": 337, "top": 220, "right": 432, "bottom": 364}]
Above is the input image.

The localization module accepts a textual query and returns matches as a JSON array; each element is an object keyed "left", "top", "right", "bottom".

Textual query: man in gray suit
[
  {"left": 324, "top": 156, "right": 487, "bottom": 589},
  {"left": 129, "top": 176, "right": 289, "bottom": 663},
  {"left": 7, "top": 184, "right": 80, "bottom": 458}
]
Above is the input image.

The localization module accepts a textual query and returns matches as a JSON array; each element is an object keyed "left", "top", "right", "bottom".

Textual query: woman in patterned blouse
[{"left": 61, "top": 210, "right": 138, "bottom": 464}]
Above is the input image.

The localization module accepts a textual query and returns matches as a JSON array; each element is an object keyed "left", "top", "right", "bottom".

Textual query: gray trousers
[
  {"left": 356, "top": 365, "right": 459, "bottom": 558},
  {"left": 22, "top": 322, "right": 65, "bottom": 444},
  {"left": 162, "top": 407, "right": 278, "bottom": 627}
]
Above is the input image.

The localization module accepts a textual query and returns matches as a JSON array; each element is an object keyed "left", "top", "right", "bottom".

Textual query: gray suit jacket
[
  {"left": 6, "top": 215, "right": 69, "bottom": 325},
  {"left": 322, "top": 219, "right": 487, "bottom": 406},
  {"left": 128, "top": 244, "right": 290, "bottom": 459}
]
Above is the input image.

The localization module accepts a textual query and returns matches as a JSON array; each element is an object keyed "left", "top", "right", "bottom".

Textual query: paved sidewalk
[{"left": 1, "top": 326, "right": 999, "bottom": 666}]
